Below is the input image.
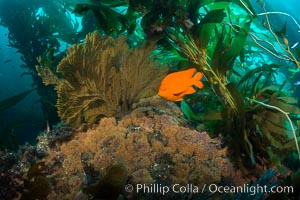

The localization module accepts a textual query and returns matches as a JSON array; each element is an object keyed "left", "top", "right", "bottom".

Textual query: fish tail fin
[{"left": 192, "top": 72, "right": 204, "bottom": 89}]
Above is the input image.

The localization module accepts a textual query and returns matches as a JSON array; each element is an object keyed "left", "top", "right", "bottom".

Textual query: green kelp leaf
[
  {"left": 258, "top": 124, "right": 288, "bottom": 149},
  {"left": 227, "top": 19, "right": 252, "bottom": 70},
  {"left": 181, "top": 100, "right": 223, "bottom": 122},
  {"left": 202, "top": 110, "right": 223, "bottom": 120},
  {"left": 197, "top": 23, "right": 215, "bottom": 49},
  {"left": 0, "top": 88, "right": 35, "bottom": 113},
  {"left": 250, "top": 72, "right": 269, "bottom": 97},
  {"left": 256, "top": 86, "right": 300, "bottom": 113},
  {"left": 73, "top": 3, "right": 124, "bottom": 35},
  {"left": 73, "top": 4, "right": 91, "bottom": 15},
  {"left": 129, "top": 0, "right": 152, "bottom": 11},
  {"left": 207, "top": 2, "right": 231, "bottom": 10},
  {"left": 177, "top": 60, "right": 200, "bottom": 71},
  {"left": 255, "top": 111, "right": 293, "bottom": 150},
  {"left": 211, "top": 25, "right": 232, "bottom": 74},
  {"left": 256, "top": 86, "right": 284, "bottom": 102},
  {"left": 276, "top": 97, "right": 298, "bottom": 104},
  {"left": 226, "top": 83, "right": 245, "bottom": 116},
  {"left": 200, "top": 9, "right": 227, "bottom": 24},
  {"left": 73, "top": 1, "right": 128, "bottom": 11},
  {"left": 222, "top": 83, "right": 255, "bottom": 164},
  {"left": 218, "top": 84, "right": 246, "bottom": 147},
  {"left": 225, "top": 83, "right": 253, "bottom": 161},
  {"left": 180, "top": 100, "right": 203, "bottom": 122},
  {"left": 140, "top": 11, "right": 159, "bottom": 34},
  {"left": 262, "top": 111, "right": 287, "bottom": 127},
  {"left": 224, "top": 17, "right": 251, "bottom": 57},
  {"left": 237, "top": 64, "right": 280, "bottom": 87},
  {"left": 139, "top": 0, "right": 185, "bottom": 35},
  {"left": 211, "top": 28, "right": 225, "bottom": 72},
  {"left": 92, "top": 6, "right": 123, "bottom": 35},
  {"left": 274, "top": 22, "right": 287, "bottom": 38},
  {"left": 100, "top": 0, "right": 128, "bottom": 7},
  {"left": 264, "top": 116, "right": 290, "bottom": 136},
  {"left": 288, "top": 67, "right": 300, "bottom": 73},
  {"left": 197, "top": 9, "right": 226, "bottom": 49},
  {"left": 163, "top": 27, "right": 209, "bottom": 64},
  {"left": 215, "top": 0, "right": 256, "bottom": 15},
  {"left": 295, "top": 48, "right": 300, "bottom": 59},
  {"left": 211, "top": 15, "right": 251, "bottom": 75},
  {"left": 187, "top": 0, "right": 214, "bottom": 23},
  {"left": 122, "top": 6, "right": 139, "bottom": 34},
  {"left": 257, "top": 85, "right": 281, "bottom": 96},
  {"left": 239, "top": 49, "right": 245, "bottom": 63},
  {"left": 269, "top": 95, "right": 300, "bottom": 114},
  {"left": 283, "top": 139, "right": 299, "bottom": 149},
  {"left": 263, "top": 119, "right": 295, "bottom": 149}
]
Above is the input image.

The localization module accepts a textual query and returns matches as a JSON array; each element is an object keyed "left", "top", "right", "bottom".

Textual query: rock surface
[{"left": 42, "top": 96, "right": 248, "bottom": 199}]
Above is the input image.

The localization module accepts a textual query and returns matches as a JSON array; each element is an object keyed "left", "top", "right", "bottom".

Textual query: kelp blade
[{"left": 0, "top": 88, "right": 36, "bottom": 113}]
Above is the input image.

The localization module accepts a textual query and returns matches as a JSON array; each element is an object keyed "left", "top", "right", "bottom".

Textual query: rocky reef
[
  {"left": 2, "top": 96, "right": 299, "bottom": 199},
  {"left": 36, "top": 96, "right": 247, "bottom": 199}
]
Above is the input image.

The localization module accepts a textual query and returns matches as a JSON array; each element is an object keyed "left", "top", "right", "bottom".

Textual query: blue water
[
  {"left": 261, "top": 0, "right": 300, "bottom": 45},
  {"left": 0, "top": 26, "right": 44, "bottom": 148}
]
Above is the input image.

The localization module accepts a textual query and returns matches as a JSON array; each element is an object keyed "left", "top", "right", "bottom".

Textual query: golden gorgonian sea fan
[{"left": 37, "top": 32, "right": 167, "bottom": 130}]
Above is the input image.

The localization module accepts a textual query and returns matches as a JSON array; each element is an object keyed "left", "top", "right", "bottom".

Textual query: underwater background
[{"left": 0, "top": 0, "right": 300, "bottom": 199}]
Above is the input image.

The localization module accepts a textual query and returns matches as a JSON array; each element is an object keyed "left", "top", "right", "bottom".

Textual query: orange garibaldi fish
[{"left": 158, "top": 68, "right": 204, "bottom": 102}]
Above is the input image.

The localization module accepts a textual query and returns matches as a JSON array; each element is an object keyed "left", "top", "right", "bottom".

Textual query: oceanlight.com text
[
  {"left": 124, "top": 183, "right": 294, "bottom": 196},
  {"left": 208, "top": 183, "right": 293, "bottom": 195}
]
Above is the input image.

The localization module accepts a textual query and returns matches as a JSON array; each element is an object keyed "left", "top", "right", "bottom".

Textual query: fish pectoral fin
[{"left": 173, "top": 91, "right": 185, "bottom": 96}]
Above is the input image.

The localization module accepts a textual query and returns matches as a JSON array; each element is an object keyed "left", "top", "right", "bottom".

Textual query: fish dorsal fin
[{"left": 185, "top": 68, "right": 197, "bottom": 77}]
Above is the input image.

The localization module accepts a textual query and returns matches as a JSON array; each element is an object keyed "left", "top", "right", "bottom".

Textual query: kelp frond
[
  {"left": 0, "top": 88, "right": 36, "bottom": 113},
  {"left": 247, "top": 86, "right": 300, "bottom": 162},
  {"left": 37, "top": 32, "right": 167, "bottom": 129},
  {"left": 246, "top": 97, "right": 300, "bottom": 160},
  {"left": 166, "top": 28, "right": 239, "bottom": 113}
]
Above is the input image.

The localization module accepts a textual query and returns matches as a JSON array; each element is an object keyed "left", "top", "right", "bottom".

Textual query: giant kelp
[
  {"left": 156, "top": 1, "right": 300, "bottom": 172},
  {"left": 0, "top": 88, "right": 37, "bottom": 149},
  {"left": 71, "top": 0, "right": 255, "bottom": 39},
  {"left": 37, "top": 32, "right": 167, "bottom": 129},
  {"left": 160, "top": 4, "right": 251, "bottom": 167},
  {"left": 0, "top": 89, "right": 36, "bottom": 114},
  {"left": 0, "top": 0, "right": 81, "bottom": 130}
]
